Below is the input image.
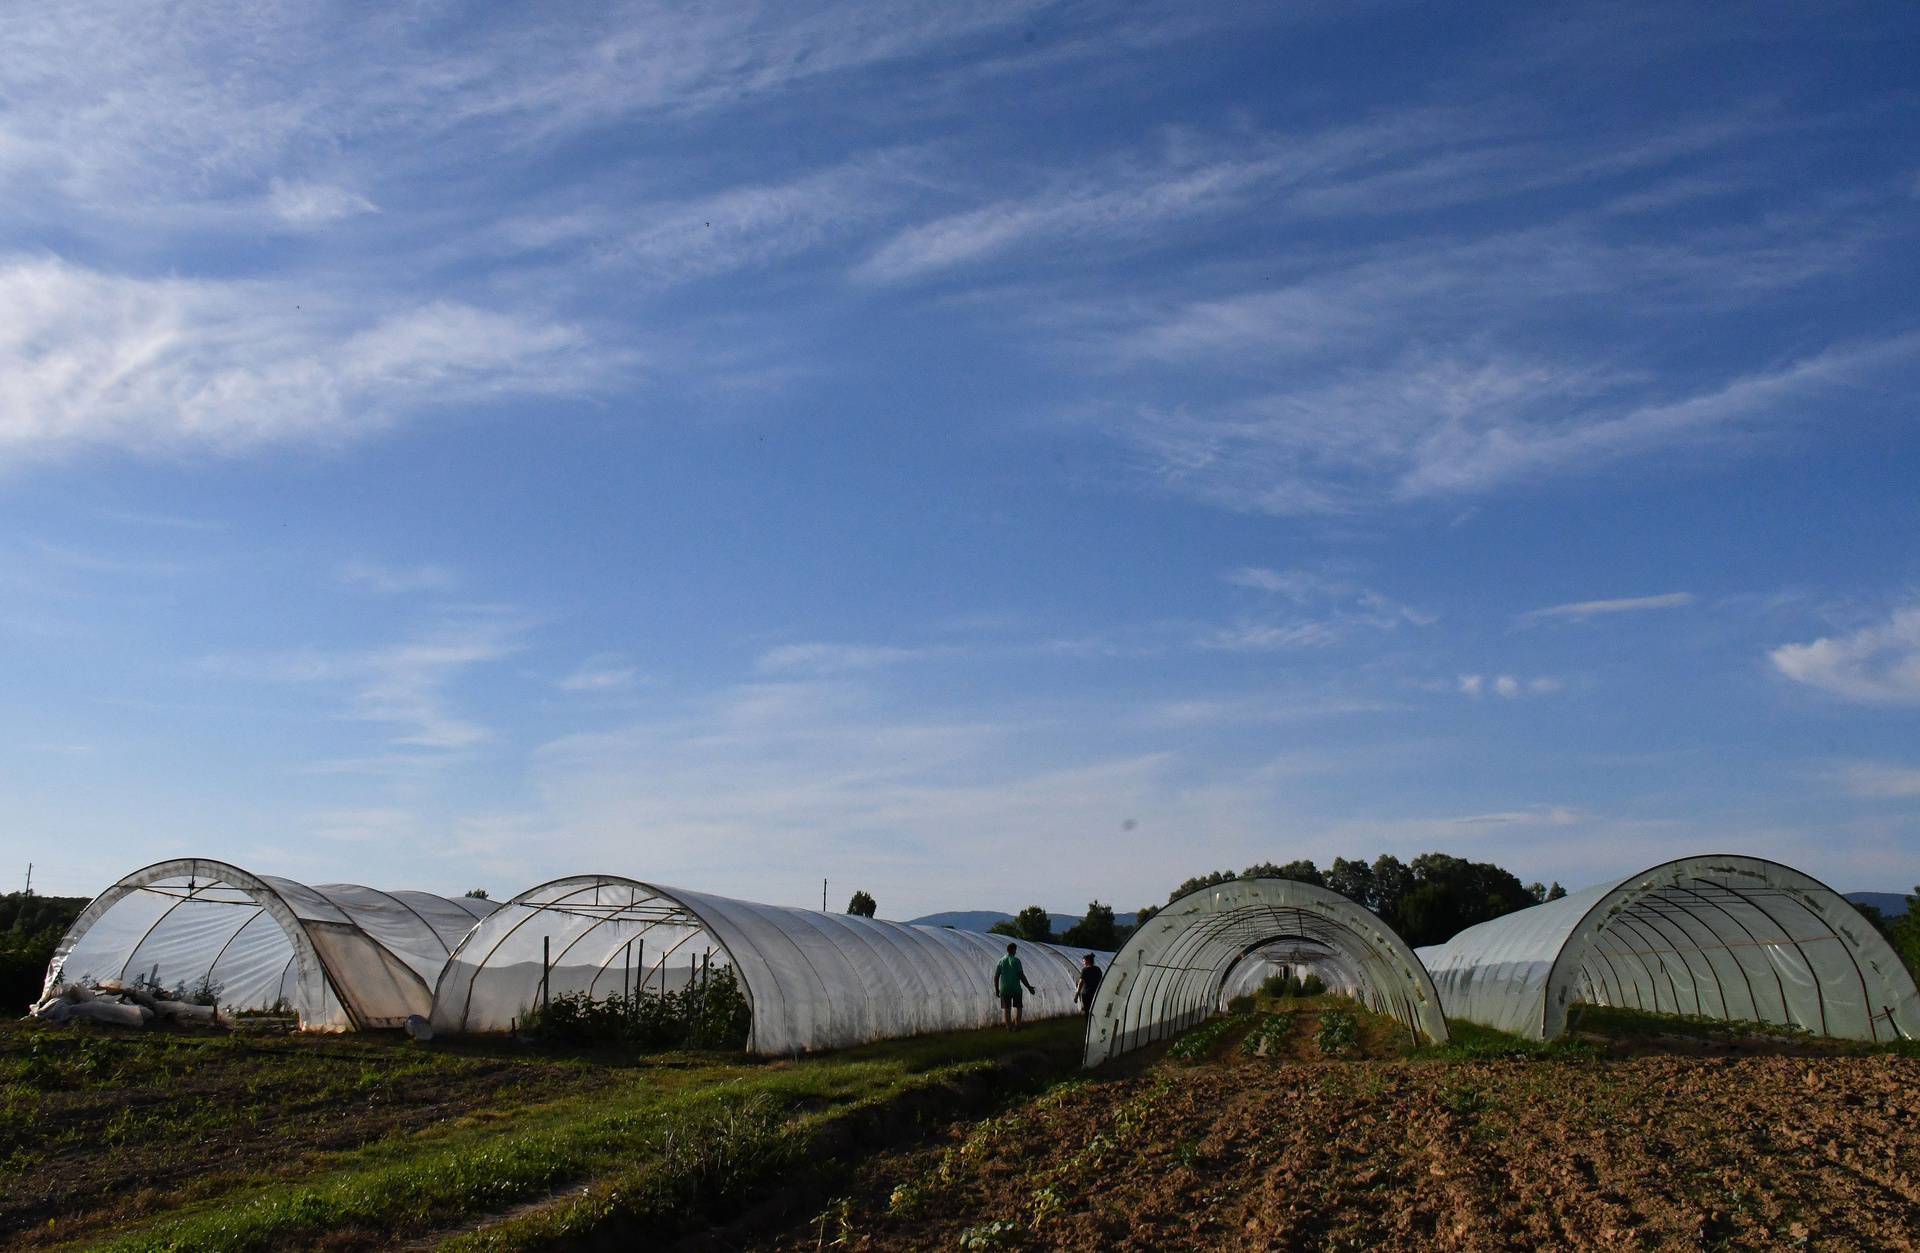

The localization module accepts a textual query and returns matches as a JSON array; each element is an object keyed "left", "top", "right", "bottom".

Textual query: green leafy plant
[
  {"left": 1315, "top": 1011, "right": 1359, "bottom": 1058},
  {"left": 958, "top": 1217, "right": 1024, "bottom": 1248},
  {"left": 523, "top": 966, "right": 751, "bottom": 1051},
  {"left": 1240, "top": 1015, "right": 1290, "bottom": 1057},
  {"left": 1166, "top": 1016, "right": 1238, "bottom": 1061}
]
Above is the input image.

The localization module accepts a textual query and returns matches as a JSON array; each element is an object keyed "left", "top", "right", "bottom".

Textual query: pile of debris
[{"left": 30, "top": 980, "right": 221, "bottom": 1029}]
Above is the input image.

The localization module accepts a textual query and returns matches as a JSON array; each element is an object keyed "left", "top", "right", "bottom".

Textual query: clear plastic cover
[
  {"left": 432, "top": 875, "right": 1112, "bottom": 1054},
  {"left": 1417, "top": 854, "right": 1920, "bottom": 1042},
  {"left": 47, "top": 859, "right": 496, "bottom": 1031}
]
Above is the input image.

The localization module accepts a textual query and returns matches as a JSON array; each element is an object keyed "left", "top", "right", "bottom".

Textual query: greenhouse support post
[{"left": 541, "top": 935, "right": 550, "bottom": 1012}]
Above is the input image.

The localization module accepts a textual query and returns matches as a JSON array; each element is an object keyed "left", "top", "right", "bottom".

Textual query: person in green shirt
[{"left": 993, "top": 942, "right": 1037, "bottom": 1030}]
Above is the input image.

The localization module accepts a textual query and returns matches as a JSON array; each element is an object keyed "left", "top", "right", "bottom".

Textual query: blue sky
[{"left": 3, "top": 2, "right": 1918, "bottom": 918}]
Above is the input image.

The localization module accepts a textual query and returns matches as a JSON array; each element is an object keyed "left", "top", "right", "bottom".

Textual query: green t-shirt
[{"left": 995, "top": 955, "right": 1026, "bottom": 996}]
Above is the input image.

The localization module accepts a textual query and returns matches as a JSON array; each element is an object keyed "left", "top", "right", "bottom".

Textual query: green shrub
[
  {"left": 1, "top": 894, "right": 89, "bottom": 1014},
  {"left": 1256, "top": 972, "right": 1328, "bottom": 998}
]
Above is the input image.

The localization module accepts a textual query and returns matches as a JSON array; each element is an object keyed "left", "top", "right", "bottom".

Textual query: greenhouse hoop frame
[
  {"left": 43, "top": 857, "right": 497, "bottom": 1031},
  {"left": 1417, "top": 853, "right": 1920, "bottom": 1042},
  {"left": 430, "top": 874, "right": 1112, "bottom": 1055},
  {"left": 1084, "top": 875, "right": 1448, "bottom": 1067}
]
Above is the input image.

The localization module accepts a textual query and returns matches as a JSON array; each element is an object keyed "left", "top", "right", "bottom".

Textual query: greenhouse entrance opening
[
  {"left": 1084, "top": 877, "right": 1448, "bottom": 1067},
  {"left": 1418, "top": 854, "right": 1920, "bottom": 1042},
  {"left": 1218, "top": 939, "right": 1371, "bottom": 1004}
]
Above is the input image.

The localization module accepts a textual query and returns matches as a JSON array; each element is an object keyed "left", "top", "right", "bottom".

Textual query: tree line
[
  {"left": 1853, "top": 897, "right": 1920, "bottom": 984},
  {"left": 1154, "top": 853, "right": 1567, "bottom": 948},
  {"left": 2, "top": 892, "right": 91, "bottom": 1014},
  {"left": 961, "top": 852, "right": 1572, "bottom": 952}
]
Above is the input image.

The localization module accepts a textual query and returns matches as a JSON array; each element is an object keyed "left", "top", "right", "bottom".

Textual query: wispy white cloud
[
  {"left": 856, "top": 156, "right": 1274, "bottom": 284},
  {"left": 558, "top": 656, "right": 643, "bottom": 693},
  {"left": 1771, "top": 606, "right": 1920, "bottom": 706},
  {"left": 1199, "top": 620, "right": 1345, "bottom": 652},
  {"left": 306, "top": 807, "right": 420, "bottom": 843},
  {"left": 337, "top": 560, "right": 456, "bottom": 595},
  {"left": 1226, "top": 565, "right": 1435, "bottom": 626},
  {"left": 267, "top": 178, "right": 376, "bottom": 228},
  {"left": 0, "top": 2, "right": 1063, "bottom": 222},
  {"left": 1145, "top": 693, "right": 1397, "bottom": 728},
  {"left": 1449, "top": 805, "right": 1584, "bottom": 826},
  {"left": 493, "top": 155, "right": 922, "bottom": 289},
  {"left": 1831, "top": 761, "right": 1920, "bottom": 800},
  {"left": 1116, "top": 333, "right": 1919, "bottom": 516},
  {"left": 1016, "top": 118, "right": 1912, "bottom": 517},
  {"left": 0, "top": 256, "right": 620, "bottom": 463},
  {"left": 520, "top": 678, "right": 1292, "bottom": 912},
  {"left": 855, "top": 113, "right": 1488, "bottom": 285},
  {"left": 1457, "top": 674, "right": 1562, "bottom": 699},
  {"left": 755, "top": 642, "right": 953, "bottom": 676},
  {"left": 94, "top": 507, "right": 224, "bottom": 531},
  {"left": 208, "top": 614, "right": 524, "bottom": 753},
  {"left": 31, "top": 541, "right": 189, "bottom": 578},
  {"left": 1200, "top": 565, "right": 1433, "bottom": 653},
  {"left": 1519, "top": 592, "right": 1696, "bottom": 623}
]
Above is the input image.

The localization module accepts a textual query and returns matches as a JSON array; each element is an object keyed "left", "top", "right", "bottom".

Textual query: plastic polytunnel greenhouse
[
  {"left": 430, "top": 875, "right": 1111, "bottom": 1054},
  {"left": 44, "top": 858, "right": 497, "bottom": 1030},
  {"left": 1417, "top": 854, "right": 1920, "bottom": 1042},
  {"left": 1084, "top": 876, "right": 1448, "bottom": 1066}
]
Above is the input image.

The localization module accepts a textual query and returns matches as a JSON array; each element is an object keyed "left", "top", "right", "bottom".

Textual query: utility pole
[
  {"left": 821, "top": 878, "right": 827, "bottom": 912},
  {"left": 23, "top": 863, "right": 30, "bottom": 896}
]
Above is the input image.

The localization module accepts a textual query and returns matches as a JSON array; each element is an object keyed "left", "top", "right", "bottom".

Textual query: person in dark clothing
[
  {"left": 1075, "top": 953, "right": 1103, "bottom": 1016},
  {"left": 993, "top": 941, "right": 1037, "bottom": 1029}
]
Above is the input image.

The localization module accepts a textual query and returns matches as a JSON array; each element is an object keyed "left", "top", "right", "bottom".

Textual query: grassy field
[
  {"left": 10, "top": 1002, "right": 1920, "bottom": 1250},
  {"left": 0, "top": 1015, "right": 1082, "bottom": 1251}
]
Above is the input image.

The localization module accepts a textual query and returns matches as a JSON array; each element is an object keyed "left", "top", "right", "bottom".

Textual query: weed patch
[
  {"left": 1165, "top": 1016, "right": 1239, "bottom": 1061},
  {"left": 1415, "top": 1020, "right": 1600, "bottom": 1061}
]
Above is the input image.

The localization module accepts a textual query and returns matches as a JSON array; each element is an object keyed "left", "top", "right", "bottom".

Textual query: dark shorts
[{"left": 999, "top": 991, "right": 1023, "bottom": 1009}]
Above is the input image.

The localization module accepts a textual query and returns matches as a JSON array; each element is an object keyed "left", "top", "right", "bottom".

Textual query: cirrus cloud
[{"left": 0, "top": 256, "right": 622, "bottom": 464}]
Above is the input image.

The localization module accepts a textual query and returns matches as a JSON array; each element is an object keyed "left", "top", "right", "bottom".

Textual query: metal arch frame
[
  {"left": 1542, "top": 854, "right": 1919, "bottom": 1042},
  {"left": 430, "top": 874, "right": 764, "bottom": 1045},
  {"left": 1083, "top": 877, "right": 1449, "bottom": 1068},
  {"left": 431, "top": 874, "right": 1106, "bottom": 1054},
  {"left": 45, "top": 857, "right": 352, "bottom": 1029}
]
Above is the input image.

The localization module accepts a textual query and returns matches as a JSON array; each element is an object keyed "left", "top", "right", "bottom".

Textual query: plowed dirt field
[{"left": 764, "top": 1012, "right": 1920, "bottom": 1251}]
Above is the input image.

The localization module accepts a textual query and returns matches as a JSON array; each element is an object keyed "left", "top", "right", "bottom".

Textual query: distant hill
[
  {"left": 1846, "top": 891, "right": 1910, "bottom": 918},
  {"left": 907, "top": 910, "right": 1138, "bottom": 936}
]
